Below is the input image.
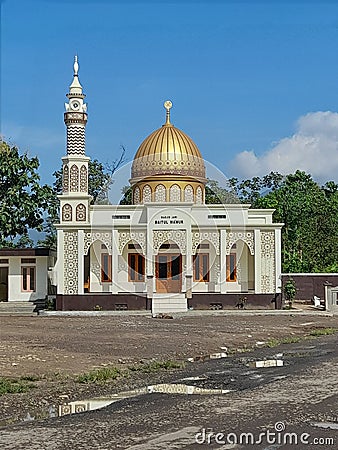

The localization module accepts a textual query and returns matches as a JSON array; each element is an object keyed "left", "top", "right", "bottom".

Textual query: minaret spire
[
  {"left": 164, "top": 100, "right": 173, "bottom": 126},
  {"left": 64, "top": 55, "right": 87, "bottom": 155}
]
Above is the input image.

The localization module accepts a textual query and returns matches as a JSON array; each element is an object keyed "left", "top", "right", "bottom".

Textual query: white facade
[
  {"left": 55, "top": 58, "right": 283, "bottom": 312},
  {"left": 0, "top": 251, "right": 55, "bottom": 302}
]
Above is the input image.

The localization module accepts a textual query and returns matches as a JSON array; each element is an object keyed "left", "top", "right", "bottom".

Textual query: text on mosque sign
[{"left": 154, "top": 215, "right": 184, "bottom": 225}]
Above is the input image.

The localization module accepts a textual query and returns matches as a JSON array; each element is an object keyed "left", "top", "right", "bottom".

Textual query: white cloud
[{"left": 229, "top": 111, "right": 338, "bottom": 183}]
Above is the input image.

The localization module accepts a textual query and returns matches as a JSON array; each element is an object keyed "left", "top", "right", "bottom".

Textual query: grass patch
[
  {"left": 309, "top": 327, "right": 337, "bottom": 337},
  {"left": 265, "top": 338, "right": 280, "bottom": 348},
  {"left": 280, "top": 336, "right": 301, "bottom": 344},
  {"left": 76, "top": 366, "right": 123, "bottom": 384},
  {"left": 0, "top": 377, "right": 35, "bottom": 396},
  {"left": 76, "top": 359, "right": 184, "bottom": 384},
  {"left": 20, "top": 375, "right": 40, "bottom": 382},
  {"left": 128, "top": 360, "right": 184, "bottom": 374}
]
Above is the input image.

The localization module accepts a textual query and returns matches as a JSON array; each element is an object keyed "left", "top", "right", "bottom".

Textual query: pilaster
[{"left": 254, "top": 229, "right": 261, "bottom": 293}]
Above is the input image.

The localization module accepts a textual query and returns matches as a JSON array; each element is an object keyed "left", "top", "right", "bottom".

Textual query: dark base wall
[
  {"left": 189, "top": 293, "right": 281, "bottom": 310},
  {"left": 56, "top": 294, "right": 151, "bottom": 311},
  {"left": 56, "top": 292, "right": 281, "bottom": 311},
  {"left": 282, "top": 274, "right": 338, "bottom": 301}
]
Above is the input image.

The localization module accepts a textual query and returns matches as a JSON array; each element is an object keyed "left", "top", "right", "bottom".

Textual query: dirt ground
[{"left": 0, "top": 312, "right": 337, "bottom": 426}]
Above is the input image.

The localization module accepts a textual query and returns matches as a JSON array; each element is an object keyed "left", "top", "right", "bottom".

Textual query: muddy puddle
[{"left": 58, "top": 383, "right": 231, "bottom": 417}]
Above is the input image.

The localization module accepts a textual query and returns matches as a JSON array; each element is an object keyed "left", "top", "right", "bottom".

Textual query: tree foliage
[{"left": 0, "top": 139, "right": 53, "bottom": 248}]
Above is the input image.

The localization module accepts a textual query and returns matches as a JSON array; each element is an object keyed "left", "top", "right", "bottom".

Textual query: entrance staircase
[
  {"left": 152, "top": 293, "right": 187, "bottom": 315},
  {"left": 0, "top": 301, "right": 37, "bottom": 315}
]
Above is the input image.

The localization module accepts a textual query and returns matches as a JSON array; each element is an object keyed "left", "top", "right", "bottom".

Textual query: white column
[
  {"left": 254, "top": 229, "right": 261, "bottom": 293},
  {"left": 77, "top": 230, "right": 84, "bottom": 294},
  {"left": 146, "top": 229, "right": 155, "bottom": 294},
  {"left": 111, "top": 229, "right": 119, "bottom": 294},
  {"left": 275, "top": 228, "right": 282, "bottom": 293},
  {"left": 220, "top": 229, "right": 227, "bottom": 293},
  {"left": 185, "top": 226, "right": 192, "bottom": 294}
]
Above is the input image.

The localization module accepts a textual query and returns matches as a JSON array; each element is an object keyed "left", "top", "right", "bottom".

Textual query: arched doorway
[{"left": 155, "top": 243, "right": 182, "bottom": 293}]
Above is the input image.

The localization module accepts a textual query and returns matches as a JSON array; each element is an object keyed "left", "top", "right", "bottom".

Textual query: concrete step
[
  {"left": 152, "top": 294, "right": 187, "bottom": 314},
  {"left": 0, "top": 301, "right": 36, "bottom": 314}
]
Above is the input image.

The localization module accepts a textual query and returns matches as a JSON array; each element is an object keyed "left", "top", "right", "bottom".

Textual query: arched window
[
  {"left": 155, "top": 184, "right": 166, "bottom": 202},
  {"left": 143, "top": 185, "right": 152, "bottom": 203},
  {"left": 133, "top": 186, "right": 141, "bottom": 204},
  {"left": 62, "top": 165, "right": 69, "bottom": 192},
  {"left": 80, "top": 165, "right": 88, "bottom": 192},
  {"left": 62, "top": 204, "right": 72, "bottom": 222},
  {"left": 184, "top": 185, "right": 193, "bottom": 202},
  {"left": 70, "top": 164, "right": 79, "bottom": 192},
  {"left": 196, "top": 186, "right": 203, "bottom": 204},
  {"left": 169, "top": 184, "right": 181, "bottom": 202},
  {"left": 76, "top": 203, "right": 86, "bottom": 221}
]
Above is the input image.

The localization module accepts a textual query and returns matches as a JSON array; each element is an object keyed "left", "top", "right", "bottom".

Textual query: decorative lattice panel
[
  {"left": 226, "top": 231, "right": 255, "bottom": 255},
  {"left": 63, "top": 165, "right": 69, "bottom": 193},
  {"left": 143, "top": 185, "right": 151, "bottom": 203},
  {"left": 76, "top": 203, "right": 86, "bottom": 221},
  {"left": 62, "top": 204, "right": 72, "bottom": 222},
  {"left": 155, "top": 184, "right": 166, "bottom": 202},
  {"left": 70, "top": 164, "right": 79, "bottom": 192},
  {"left": 80, "top": 165, "right": 88, "bottom": 192},
  {"left": 133, "top": 187, "right": 140, "bottom": 205},
  {"left": 64, "top": 232, "right": 78, "bottom": 294},
  {"left": 118, "top": 231, "right": 146, "bottom": 254},
  {"left": 84, "top": 232, "right": 112, "bottom": 255},
  {"left": 192, "top": 231, "right": 220, "bottom": 255},
  {"left": 260, "top": 231, "right": 276, "bottom": 293},
  {"left": 184, "top": 185, "right": 193, "bottom": 202},
  {"left": 196, "top": 186, "right": 203, "bottom": 204},
  {"left": 153, "top": 230, "right": 187, "bottom": 255},
  {"left": 169, "top": 184, "right": 181, "bottom": 202}
]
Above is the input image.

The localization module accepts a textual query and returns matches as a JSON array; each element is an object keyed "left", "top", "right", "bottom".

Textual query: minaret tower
[{"left": 59, "top": 56, "right": 91, "bottom": 224}]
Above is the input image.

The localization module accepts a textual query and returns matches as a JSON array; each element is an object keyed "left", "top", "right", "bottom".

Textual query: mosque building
[{"left": 55, "top": 57, "right": 283, "bottom": 312}]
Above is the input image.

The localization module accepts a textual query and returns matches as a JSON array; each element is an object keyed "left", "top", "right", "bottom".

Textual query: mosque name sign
[{"left": 154, "top": 215, "right": 184, "bottom": 225}]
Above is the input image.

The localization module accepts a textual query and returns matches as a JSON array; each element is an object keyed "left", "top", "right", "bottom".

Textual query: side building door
[{"left": 0, "top": 267, "right": 9, "bottom": 302}]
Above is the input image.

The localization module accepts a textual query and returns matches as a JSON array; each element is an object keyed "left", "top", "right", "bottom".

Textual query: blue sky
[{"left": 2, "top": 0, "right": 338, "bottom": 187}]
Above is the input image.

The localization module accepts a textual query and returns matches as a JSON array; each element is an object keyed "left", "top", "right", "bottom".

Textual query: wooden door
[
  {"left": 156, "top": 254, "right": 182, "bottom": 293},
  {"left": 0, "top": 267, "right": 8, "bottom": 302}
]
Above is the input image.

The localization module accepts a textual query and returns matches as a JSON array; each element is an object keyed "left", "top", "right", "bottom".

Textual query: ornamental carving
[
  {"left": 184, "top": 185, "right": 193, "bottom": 202},
  {"left": 118, "top": 231, "right": 146, "bottom": 255},
  {"left": 226, "top": 231, "right": 255, "bottom": 255},
  {"left": 192, "top": 232, "right": 220, "bottom": 255},
  {"left": 143, "top": 185, "right": 151, "bottom": 203},
  {"left": 133, "top": 187, "right": 141, "bottom": 205},
  {"left": 66, "top": 124, "right": 86, "bottom": 155},
  {"left": 80, "top": 165, "right": 88, "bottom": 192},
  {"left": 76, "top": 203, "right": 86, "bottom": 221},
  {"left": 169, "top": 184, "right": 181, "bottom": 202},
  {"left": 63, "top": 165, "right": 69, "bottom": 192},
  {"left": 84, "top": 232, "right": 112, "bottom": 255},
  {"left": 155, "top": 184, "right": 166, "bottom": 202},
  {"left": 153, "top": 230, "right": 187, "bottom": 255},
  {"left": 62, "top": 204, "right": 72, "bottom": 222},
  {"left": 64, "top": 232, "right": 78, "bottom": 294},
  {"left": 70, "top": 164, "right": 79, "bottom": 192},
  {"left": 196, "top": 186, "right": 203, "bottom": 204},
  {"left": 260, "top": 231, "right": 276, "bottom": 293}
]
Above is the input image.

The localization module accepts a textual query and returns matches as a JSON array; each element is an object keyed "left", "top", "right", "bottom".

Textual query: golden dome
[{"left": 131, "top": 101, "right": 206, "bottom": 182}]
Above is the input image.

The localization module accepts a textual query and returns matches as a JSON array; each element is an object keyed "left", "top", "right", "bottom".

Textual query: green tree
[
  {"left": 256, "top": 170, "right": 337, "bottom": 272},
  {"left": 205, "top": 179, "right": 239, "bottom": 204},
  {"left": 0, "top": 139, "right": 53, "bottom": 248}
]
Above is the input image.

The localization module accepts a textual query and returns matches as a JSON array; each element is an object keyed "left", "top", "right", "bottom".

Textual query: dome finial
[
  {"left": 164, "top": 100, "right": 173, "bottom": 125},
  {"left": 73, "top": 55, "right": 79, "bottom": 76}
]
